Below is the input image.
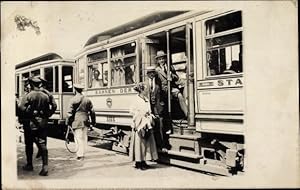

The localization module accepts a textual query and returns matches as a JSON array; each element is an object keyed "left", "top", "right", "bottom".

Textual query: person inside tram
[
  {"left": 124, "top": 64, "right": 134, "bottom": 84},
  {"left": 155, "top": 50, "right": 188, "bottom": 118},
  {"left": 129, "top": 82, "right": 158, "bottom": 170},
  {"left": 112, "top": 60, "right": 125, "bottom": 86},
  {"left": 91, "top": 69, "right": 104, "bottom": 88},
  {"left": 223, "top": 60, "right": 242, "bottom": 74}
]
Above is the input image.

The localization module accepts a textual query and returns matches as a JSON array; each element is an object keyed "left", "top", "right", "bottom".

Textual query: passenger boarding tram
[
  {"left": 15, "top": 53, "right": 75, "bottom": 134},
  {"left": 74, "top": 10, "right": 244, "bottom": 175}
]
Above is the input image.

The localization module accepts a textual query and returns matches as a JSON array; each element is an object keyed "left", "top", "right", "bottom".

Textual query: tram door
[{"left": 143, "top": 23, "right": 194, "bottom": 124}]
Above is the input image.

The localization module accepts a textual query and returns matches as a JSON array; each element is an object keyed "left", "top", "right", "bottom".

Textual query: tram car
[
  {"left": 15, "top": 53, "right": 75, "bottom": 135},
  {"left": 76, "top": 10, "right": 244, "bottom": 176}
]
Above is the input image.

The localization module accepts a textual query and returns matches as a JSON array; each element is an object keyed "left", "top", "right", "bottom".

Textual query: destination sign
[
  {"left": 87, "top": 87, "right": 136, "bottom": 95},
  {"left": 197, "top": 77, "right": 243, "bottom": 89}
]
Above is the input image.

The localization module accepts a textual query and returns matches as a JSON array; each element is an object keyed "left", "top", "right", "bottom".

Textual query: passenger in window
[
  {"left": 129, "top": 82, "right": 158, "bottom": 170},
  {"left": 124, "top": 65, "right": 134, "bottom": 84},
  {"left": 223, "top": 60, "right": 242, "bottom": 74},
  {"left": 91, "top": 69, "right": 104, "bottom": 88},
  {"left": 112, "top": 60, "right": 125, "bottom": 86},
  {"left": 103, "top": 71, "right": 108, "bottom": 87},
  {"left": 155, "top": 50, "right": 188, "bottom": 118}
]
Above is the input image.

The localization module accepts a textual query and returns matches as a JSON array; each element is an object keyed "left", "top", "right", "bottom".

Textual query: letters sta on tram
[{"left": 72, "top": 10, "right": 244, "bottom": 175}]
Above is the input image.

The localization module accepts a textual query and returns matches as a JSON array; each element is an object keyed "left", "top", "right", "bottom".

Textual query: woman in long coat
[{"left": 129, "top": 83, "right": 158, "bottom": 170}]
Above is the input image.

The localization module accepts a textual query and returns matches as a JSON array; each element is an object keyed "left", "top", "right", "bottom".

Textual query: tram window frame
[
  {"left": 16, "top": 75, "right": 20, "bottom": 96},
  {"left": 87, "top": 50, "right": 109, "bottom": 89},
  {"left": 55, "top": 66, "right": 59, "bottom": 92},
  {"left": 110, "top": 41, "right": 137, "bottom": 87},
  {"left": 204, "top": 11, "right": 243, "bottom": 78},
  {"left": 44, "top": 67, "right": 54, "bottom": 93},
  {"left": 62, "top": 66, "right": 73, "bottom": 93}
]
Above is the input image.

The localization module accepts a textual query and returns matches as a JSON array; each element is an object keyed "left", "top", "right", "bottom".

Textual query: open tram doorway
[{"left": 144, "top": 24, "right": 194, "bottom": 124}]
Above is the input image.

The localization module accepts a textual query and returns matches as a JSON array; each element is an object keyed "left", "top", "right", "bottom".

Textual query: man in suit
[
  {"left": 145, "top": 66, "right": 166, "bottom": 148},
  {"left": 155, "top": 50, "right": 188, "bottom": 118}
]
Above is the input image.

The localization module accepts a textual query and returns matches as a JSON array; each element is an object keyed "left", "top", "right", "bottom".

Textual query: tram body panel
[{"left": 86, "top": 90, "right": 136, "bottom": 126}]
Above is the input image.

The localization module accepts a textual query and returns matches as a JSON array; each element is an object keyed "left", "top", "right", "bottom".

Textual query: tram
[
  {"left": 74, "top": 10, "right": 244, "bottom": 175},
  {"left": 15, "top": 53, "right": 75, "bottom": 135}
]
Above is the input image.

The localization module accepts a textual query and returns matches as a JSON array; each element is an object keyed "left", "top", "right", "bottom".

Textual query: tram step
[
  {"left": 173, "top": 126, "right": 196, "bottom": 135},
  {"left": 159, "top": 149, "right": 202, "bottom": 160},
  {"left": 169, "top": 134, "right": 200, "bottom": 141}
]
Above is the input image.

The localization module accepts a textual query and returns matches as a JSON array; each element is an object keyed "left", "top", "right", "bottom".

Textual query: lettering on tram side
[
  {"left": 89, "top": 87, "right": 135, "bottom": 95},
  {"left": 197, "top": 77, "right": 243, "bottom": 89},
  {"left": 106, "top": 116, "right": 116, "bottom": 122}
]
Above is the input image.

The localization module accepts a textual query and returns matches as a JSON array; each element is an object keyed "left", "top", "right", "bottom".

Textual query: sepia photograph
[{"left": 1, "top": 1, "right": 299, "bottom": 189}]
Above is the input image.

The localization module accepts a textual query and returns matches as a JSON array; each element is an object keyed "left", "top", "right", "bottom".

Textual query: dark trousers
[{"left": 23, "top": 119, "right": 48, "bottom": 167}]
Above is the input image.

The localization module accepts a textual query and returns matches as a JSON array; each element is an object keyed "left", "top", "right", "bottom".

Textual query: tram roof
[
  {"left": 84, "top": 11, "right": 189, "bottom": 47},
  {"left": 15, "top": 53, "right": 64, "bottom": 69}
]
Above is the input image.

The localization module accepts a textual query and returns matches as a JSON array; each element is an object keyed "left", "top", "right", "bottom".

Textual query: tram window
[
  {"left": 77, "top": 57, "right": 86, "bottom": 86},
  {"left": 55, "top": 66, "right": 59, "bottom": 92},
  {"left": 111, "top": 42, "right": 136, "bottom": 86},
  {"left": 205, "top": 11, "right": 243, "bottom": 76},
  {"left": 62, "top": 66, "right": 73, "bottom": 92},
  {"left": 31, "top": 69, "right": 40, "bottom": 77},
  {"left": 88, "top": 62, "right": 108, "bottom": 88},
  {"left": 21, "top": 72, "right": 29, "bottom": 95},
  {"left": 44, "top": 67, "right": 54, "bottom": 92}
]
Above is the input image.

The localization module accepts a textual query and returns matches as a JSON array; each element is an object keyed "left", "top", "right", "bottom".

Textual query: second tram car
[
  {"left": 74, "top": 10, "right": 244, "bottom": 175},
  {"left": 15, "top": 53, "right": 75, "bottom": 135}
]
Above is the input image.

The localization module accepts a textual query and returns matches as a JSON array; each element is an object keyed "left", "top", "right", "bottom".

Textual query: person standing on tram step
[
  {"left": 155, "top": 50, "right": 188, "bottom": 118},
  {"left": 19, "top": 76, "right": 51, "bottom": 176},
  {"left": 65, "top": 84, "right": 96, "bottom": 161},
  {"left": 145, "top": 66, "right": 166, "bottom": 149},
  {"left": 34, "top": 77, "right": 57, "bottom": 158},
  {"left": 129, "top": 82, "right": 158, "bottom": 170}
]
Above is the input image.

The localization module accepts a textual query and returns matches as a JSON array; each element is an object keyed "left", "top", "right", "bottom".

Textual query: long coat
[{"left": 129, "top": 95, "right": 158, "bottom": 162}]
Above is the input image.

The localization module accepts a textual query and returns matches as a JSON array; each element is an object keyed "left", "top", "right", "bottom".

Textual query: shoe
[
  {"left": 22, "top": 164, "right": 33, "bottom": 171},
  {"left": 134, "top": 162, "right": 141, "bottom": 169},
  {"left": 77, "top": 156, "right": 84, "bottom": 161},
  {"left": 39, "top": 169, "right": 48, "bottom": 176},
  {"left": 141, "top": 162, "right": 151, "bottom": 169}
]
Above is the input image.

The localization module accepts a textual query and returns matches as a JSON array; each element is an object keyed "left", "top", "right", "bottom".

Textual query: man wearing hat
[
  {"left": 66, "top": 83, "right": 96, "bottom": 160},
  {"left": 34, "top": 77, "right": 57, "bottom": 158},
  {"left": 19, "top": 76, "right": 51, "bottom": 176},
  {"left": 155, "top": 50, "right": 188, "bottom": 118},
  {"left": 146, "top": 66, "right": 166, "bottom": 148}
]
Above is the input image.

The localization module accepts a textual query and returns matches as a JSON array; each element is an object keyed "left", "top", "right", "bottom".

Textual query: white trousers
[{"left": 74, "top": 127, "right": 88, "bottom": 157}]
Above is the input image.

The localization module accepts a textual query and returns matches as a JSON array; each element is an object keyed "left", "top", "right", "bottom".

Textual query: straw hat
[{"left": 155, "top": 50, "right": 167, "bottom": 59}]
